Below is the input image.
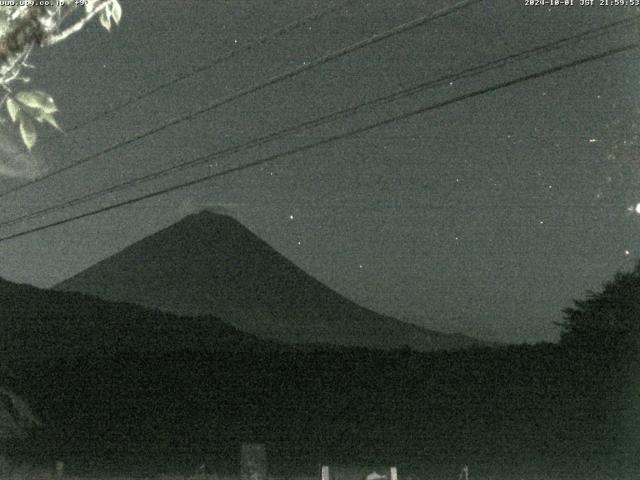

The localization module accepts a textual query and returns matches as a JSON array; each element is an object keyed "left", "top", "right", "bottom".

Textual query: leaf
[
  {"left": 15, "top": 90, "right": 57, "bottom": 114},
  {"left": 19, "top": 117, "right": 37, "bottom": 151},
  {"left": 38, "top": 111, "right": 61, "bottom": 131},
  {"left": 111, "top": 0, "right": 122, "bottom": 25},
  {"left": 6, "top": 97, "right": 19, "bottom": 122},
  {"left": 99, "top": 8, "right": 112, "bottom": 31}
]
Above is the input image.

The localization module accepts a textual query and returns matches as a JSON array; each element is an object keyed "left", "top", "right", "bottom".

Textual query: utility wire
[
  {"left": 28, "top": 0, "right": 363, "bottom": 195},
  {"left": 41, "top": 0, "right": 362, "bottom": 138},
  {"left": 0, "top": 0, "right": 483, "bottom": 199},
  {"left": 0, "top": 15, "right": 636, "bottom": 229},
  {"left": 0, "top": 41, "right": 636, "bottom": 244}
]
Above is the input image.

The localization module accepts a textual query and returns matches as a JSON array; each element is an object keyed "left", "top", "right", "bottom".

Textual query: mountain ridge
[
  {"left": 0, "top": 275, "right": 269, "bottom": 362},
  {"left": 55, "top": 210, "right": 484, "bottom": 351}
]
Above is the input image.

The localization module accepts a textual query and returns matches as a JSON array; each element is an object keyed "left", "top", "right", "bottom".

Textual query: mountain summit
[{"left": 56, "top": 210, "right": 481, "bottom": 351}]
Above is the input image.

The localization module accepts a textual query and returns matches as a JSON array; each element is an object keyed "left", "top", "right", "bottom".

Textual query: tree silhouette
[
  {"left": 559, "top": 261, "right": 640, "bottom": 352},
  {"left": 0, "top": 1, "right": 122, "bottom": 149}
]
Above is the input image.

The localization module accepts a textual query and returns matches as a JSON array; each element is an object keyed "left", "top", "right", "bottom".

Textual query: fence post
[
  {"left": 458, "top": 465, "right": 468, "bottom": 480},
  {"left": 321, "top": 465, "right": 330, "bottom": 480},
  {"left": 390, "top": 466, "right": 397, "bottom": 480},
  {"left": 240, "top": 443, "right": 268, "bottom": 480},
  {"left": 55, "top": 460, "right": 64, "bottom": 479}
]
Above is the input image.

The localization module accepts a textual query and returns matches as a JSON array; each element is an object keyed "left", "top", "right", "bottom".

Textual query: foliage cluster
[{"left": 0, "top": 1, "right": 122, "bottom": 149}]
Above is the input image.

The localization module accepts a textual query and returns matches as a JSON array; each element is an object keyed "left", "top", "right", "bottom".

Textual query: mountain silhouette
[
  {"left": 56, "top": 210, "right": 482, "bottom": 351},
  {"left": 0, "top": 276, "right": 265, "bottom": 362}
]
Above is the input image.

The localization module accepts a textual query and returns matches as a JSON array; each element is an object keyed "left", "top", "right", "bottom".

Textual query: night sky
[{"left": 0, "top": 0, "right": 638, "bottom": 343}]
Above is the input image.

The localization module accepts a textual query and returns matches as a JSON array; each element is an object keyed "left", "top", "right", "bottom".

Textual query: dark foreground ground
[{"left": 3, "top": 341, "right": 639, "bottom": 479}]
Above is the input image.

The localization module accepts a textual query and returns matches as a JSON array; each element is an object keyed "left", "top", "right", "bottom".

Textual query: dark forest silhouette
[
  {"left": 560, "top": 261, "right": 640, "bottom": 352},
  {"left": 0, "top": 261, "right": 639, "bottom": 477}
]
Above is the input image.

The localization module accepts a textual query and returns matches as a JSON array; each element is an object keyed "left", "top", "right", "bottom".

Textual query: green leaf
[
  {"left": 38, "top": 111, "right": 61, "bottom": 131},
  {"left": 6, "top": 97, "right": 19, "bottom": 122},
  {"left": 99, "top": 8, "right": 112, "bottom": 31},
  {"left": 111, "top": 0, "right": 122, "bottom": 25},
  {"left": 15, "top": 90, "right": 57, "bottom": 114},
  {"left": 19, "top": 117, "right": 37, "bottom": 151}
]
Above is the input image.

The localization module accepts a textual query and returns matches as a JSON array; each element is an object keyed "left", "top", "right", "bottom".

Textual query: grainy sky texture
[{"left": 0, "top": 0, "right": 638, "bottom": 343}]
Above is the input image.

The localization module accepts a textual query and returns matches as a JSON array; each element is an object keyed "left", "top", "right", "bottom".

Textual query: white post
[
  {"left": 321, "top": 465, "right": 330, "bottom": 480},
  {"left": 459, "top": 465, "right": 468, "bottom": 480},
  {"left": 390, "top": 466, "right": 397, "bottom": 480}
]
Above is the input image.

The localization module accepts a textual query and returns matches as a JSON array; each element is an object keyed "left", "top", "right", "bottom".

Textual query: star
[{"left": 627, "top": 203, "right": 640, "bottom": 214}]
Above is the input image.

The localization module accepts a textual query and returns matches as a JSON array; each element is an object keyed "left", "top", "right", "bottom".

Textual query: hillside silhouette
[
  {"left": 56, "top": 210, "right": 483, "bottom": 351},
  {"left": 1, "top": 236, "right": 638, "bottom": 477},
  {"left": 0, "top": 276, "right": 267, "bottom": 361}
]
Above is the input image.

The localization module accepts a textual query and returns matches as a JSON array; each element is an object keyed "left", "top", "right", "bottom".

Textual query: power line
[
  {"left": 0, "top": 15, "right": 636, "bottom": 229},
  {"left": 40, "top": 0, "right": 362, "bottom": 139},
  {"left": 0, "top": 41, "right": 636, "bottom": 244},
  {"left": 0, "top": 0, "right": 483, "bottom": 199},
  {"left": 26, "top": 0, "right": 364, "bottom": 193}
]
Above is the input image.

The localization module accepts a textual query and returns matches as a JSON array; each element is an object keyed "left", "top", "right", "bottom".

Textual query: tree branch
[
  {"left": 0, "top": 6, "right": 49, "bottom": 67},
  {"left": 42, "top": 1, "right": 112, "bottom": 46}
]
